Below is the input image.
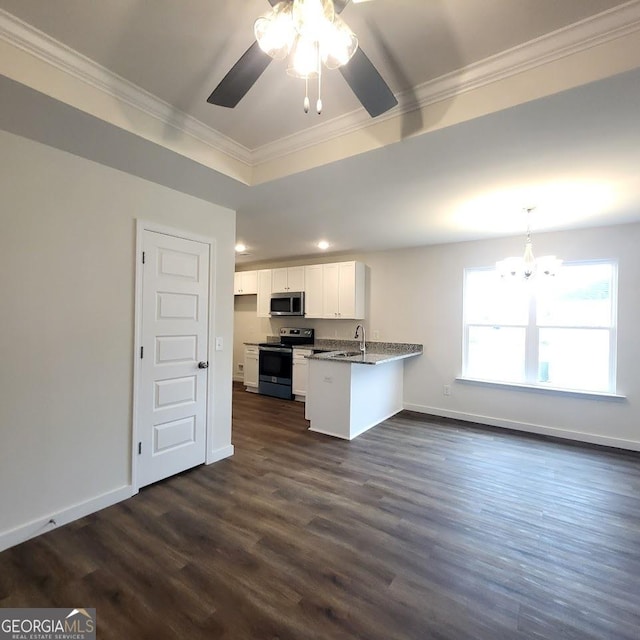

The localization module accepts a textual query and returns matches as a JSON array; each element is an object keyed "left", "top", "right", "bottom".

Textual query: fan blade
[
  {"left": 207, "top": 41, "right": 272, "bottom": 108},
  {"left": 334, "top": 0, "right": 352, "bottom": 13},
  {"left": 339, "top": 47, "right": 398, "bottom": 117}
]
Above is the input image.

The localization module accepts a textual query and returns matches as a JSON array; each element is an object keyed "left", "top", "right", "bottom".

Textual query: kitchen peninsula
[{"left": 306, "top": 342, "right": 422, "bottom": 440}]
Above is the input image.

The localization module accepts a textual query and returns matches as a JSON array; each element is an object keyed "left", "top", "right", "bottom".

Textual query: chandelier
[
  {"left": 496, "top": 208, "right": 562, "bottom": 279},
  {"left": 254, "top": 0, "right": 358, "bottom": 114}
]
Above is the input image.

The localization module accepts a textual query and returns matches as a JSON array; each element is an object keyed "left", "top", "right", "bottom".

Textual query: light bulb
[
  {"left": 321, "top": 15, "right": 358, "bottom": 69},
  {"left": 293, "top": 0, "right": 335, "bottom": 40},
  {"left": 287, "top": 36, "right": 319, "bottom": 78},
  {"left": 254, "top": 2, "right": 295, "bottom": 60}
]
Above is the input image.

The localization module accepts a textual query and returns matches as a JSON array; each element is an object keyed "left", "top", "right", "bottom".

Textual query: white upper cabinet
[
  {"left": 272, "top": 266, "right": 305, "bottom": 293},
  {"left": 243, "top": 262, "right": 364, "bottom": 319},
  {"left": 304, "top": 264, "right": 324, "bottom": 318},
  {"left": 234, "top": 270, "right": 258, "bottom": 295},
  {"left": 322, "top": 261, "right": 365, "bottom": 319},
  {"left": 257, "top": 269, "right": 272, "bottom": 318}
]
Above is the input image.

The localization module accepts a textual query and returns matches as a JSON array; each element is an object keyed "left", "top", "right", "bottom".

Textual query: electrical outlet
[
  {"left": 443, "top": 384, "right": 451, "bottom": 396},
  {"left": 372, "top": 330, "right": 380, "bottom": 340},
  {"left": 238, "top": 363, "right": 244, "bottom": 373}
]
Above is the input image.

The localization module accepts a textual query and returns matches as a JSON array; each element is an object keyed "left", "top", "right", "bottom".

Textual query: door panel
[
  {"left": 154, "top": 417, "right": 196, "bottom": 452},
  {"left": 138, "top": 230, "right": 210, "bottom": 488},
  {"left": 154, "top": 376, "right": 197, "bottom": 408},
  {"left": 155, "top": 335, "right": 198, "bottom": 364},
  {"left": 157, "top": 292, "right": 199, "bottom": 320}
]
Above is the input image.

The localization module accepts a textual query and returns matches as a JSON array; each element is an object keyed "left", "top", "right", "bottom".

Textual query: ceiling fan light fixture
[
  {"left": 287, "top": 35, "right": 320, "bottom": 78},
  {"left": 322, "top": 15, "right": 358, "bottom": 69},
  {"left": 293, "top": 0, "right": 335, "bottom": 40},
  {"left": 254, "top": 2, "right": 295, "bottom": 60},
  {"left": 208, "top": 0, "right": 397, "bottom": 119}
]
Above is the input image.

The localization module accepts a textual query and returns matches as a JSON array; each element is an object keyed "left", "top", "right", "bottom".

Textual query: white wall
[
  {"left": 235, "top": 223, "right": 640, "bottom": 450},
  {"left": 0, "top": 130, "right": 236, "bottom": 548}
]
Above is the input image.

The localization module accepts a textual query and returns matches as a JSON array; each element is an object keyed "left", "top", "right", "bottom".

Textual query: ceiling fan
[{"left": 207, "top": 0, "right": 397, "bottom": 118}]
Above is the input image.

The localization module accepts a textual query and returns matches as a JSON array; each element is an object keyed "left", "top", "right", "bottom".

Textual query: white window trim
[{"left": 456, "top": 376, "right": 626, "bottom": 400}]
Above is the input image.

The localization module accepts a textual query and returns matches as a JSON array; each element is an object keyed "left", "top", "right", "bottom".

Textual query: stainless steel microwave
[{"left": 270, "top": 291, "right": 305, "bottom": 316}]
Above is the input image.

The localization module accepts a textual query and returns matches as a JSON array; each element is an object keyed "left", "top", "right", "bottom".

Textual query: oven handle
[{"left": 259, "top": 346, "right": 292, "bottom": 354}]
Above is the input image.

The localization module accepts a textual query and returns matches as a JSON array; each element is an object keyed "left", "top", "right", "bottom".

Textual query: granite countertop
[
  {"left": 244, "top": 338, "right": 422, "bottom": 365},
  {"left": 307, "top": 341, "right": 423, "bottom": 366}
]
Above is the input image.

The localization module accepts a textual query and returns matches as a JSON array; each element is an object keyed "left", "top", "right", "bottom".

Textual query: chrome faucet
[{"left": 354, "top": 324, "right": 366, "bottom": 353}]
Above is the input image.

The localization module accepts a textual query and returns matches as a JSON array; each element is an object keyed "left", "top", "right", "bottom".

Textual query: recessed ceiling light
[
  {"left": 235, "top": 243, "right": 247, "bottom": 252},
  {"left": 317, "top": 240, "right": 330, "bottom": 250}
]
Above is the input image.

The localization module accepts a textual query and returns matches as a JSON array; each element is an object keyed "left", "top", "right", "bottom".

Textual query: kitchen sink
[{"left": 327, "top": 351, "right": 364, "bottom": 358}]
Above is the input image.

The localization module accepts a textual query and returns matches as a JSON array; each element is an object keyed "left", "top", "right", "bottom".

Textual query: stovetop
[{"left": 259, "top": 327, "right": 314, "bottom": 349}]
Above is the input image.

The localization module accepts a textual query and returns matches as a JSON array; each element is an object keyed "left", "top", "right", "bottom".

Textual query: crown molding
[
  {"left": 251, "top": 0, "right": 640, "bottom": 165},
  {"left": 0, "top": 8, "right": 253, "bottom": 167},
  {"left": 1, "top": 1, "right": 640, "bottom": 176}
]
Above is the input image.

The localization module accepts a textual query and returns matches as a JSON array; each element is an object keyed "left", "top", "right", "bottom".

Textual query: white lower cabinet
[
  {"left": 244, "top": 345, "right": 259, "bottom": 391},
  {"left": 292, "top": 348, "right": 312, "bottom": 399}
]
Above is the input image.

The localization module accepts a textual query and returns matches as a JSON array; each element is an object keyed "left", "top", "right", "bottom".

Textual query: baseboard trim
[
  {"left": 402, "top": 403, "right": 640, "bottom": 452},
  {"left": 207, "top": 444, "right": 234, "bottom": 464},
  {"left": 0, "top": 485, "right": 134, "bottom": 552},
  {"left": 308, "top": 426, "right": 348, "bottom": 440},
  {"left": 350, "top": 408, "right": 403, "bottom": 440},
  {"left": 309, "top": 408, "right": 402, "bottom": 441}
]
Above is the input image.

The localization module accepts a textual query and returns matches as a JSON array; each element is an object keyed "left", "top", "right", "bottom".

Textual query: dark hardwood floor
[{"left": 2, "top": 383, "right": 640, "bottom": 639}]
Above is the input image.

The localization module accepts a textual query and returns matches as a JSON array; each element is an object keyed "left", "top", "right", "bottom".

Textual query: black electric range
[{"left": 258, "top": 328, "right": 314, "bottom": 400}]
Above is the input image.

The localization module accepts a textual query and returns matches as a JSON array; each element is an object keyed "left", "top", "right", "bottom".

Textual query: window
[{"left": 463, "top": 261, "right": 617, "bottom": 393}]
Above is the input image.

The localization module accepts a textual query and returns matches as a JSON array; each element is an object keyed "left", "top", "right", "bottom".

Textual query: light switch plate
[{"left": 215, "top": 337, "right": 223, "bottom": 351}]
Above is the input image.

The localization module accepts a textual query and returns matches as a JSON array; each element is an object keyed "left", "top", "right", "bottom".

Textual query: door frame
[{"left": 131, "top": 219, "right": 217, "bottom": 493}]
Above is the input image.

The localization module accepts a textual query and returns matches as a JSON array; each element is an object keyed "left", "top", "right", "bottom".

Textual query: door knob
[{"left": 198, "top": 361, "right": 209, "bottom": 369}]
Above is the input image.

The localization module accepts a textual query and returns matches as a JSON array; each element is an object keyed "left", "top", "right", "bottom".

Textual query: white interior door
[{"left": 137, "top": 230, "right": 210, "bottom": 488}]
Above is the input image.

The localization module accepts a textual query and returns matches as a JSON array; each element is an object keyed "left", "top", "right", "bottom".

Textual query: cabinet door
[
  {"left": 234, "top": 272, "right": 243, "bottom": 295},
  {"left": 257, "top": 269, "right": 272, "bottom": 318},
  {"left": 322, "top": 263, "right": 340, "bottom": 318},
  {"left": 272, "top": 268, "right": 289, "bottom": 293},
  {"left": 241, "top": 270, "right": 258, "bottom": 295},
  {"left": 338, "top": 262, "right": 356, "bottom": 318},
  {"left": 234, "top": 271, "right": 258, "bottom": 295},
  {"left": 304, "top": 264, "right": 323, "bottom": 318},
  {"left": 244, "top": 348, "right": 259, "bottom": 388},
  {"left": 292, "top": 349, "right": 311, "bottom": 396},
  {"left": 287, "top": 266, "right": 305, "bottom": 292}
]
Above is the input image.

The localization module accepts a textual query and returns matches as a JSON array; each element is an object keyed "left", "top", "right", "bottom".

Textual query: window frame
[{"left": 462, "top": 259, "right": 618, "bottom": 395}]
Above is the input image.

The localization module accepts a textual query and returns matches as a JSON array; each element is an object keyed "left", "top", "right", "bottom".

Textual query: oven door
[{"left": 258, "top": 346, "right": 293, "bottom": 399}]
